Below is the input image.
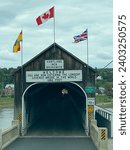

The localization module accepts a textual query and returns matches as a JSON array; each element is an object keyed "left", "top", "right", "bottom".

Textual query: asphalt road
[{"left": 4, "top": 137, "right": 97, "bottom": 150}]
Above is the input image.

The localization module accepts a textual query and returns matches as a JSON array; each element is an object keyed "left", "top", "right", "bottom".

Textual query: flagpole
[
  {"left": 54, "top": 6, "right": 55, "bottom": 43},
  {"left": 87, "top": 29, "right": 89, "bottom": 65},
  {"left": 53, "top": 6, "right": 56, "bottom": 50},
  {"left": 86, "top": 29, "right": 89, "bottom": 83},
  {"left": 20, "top": 30, "right": 24, "bottom": 135},
  {"left": 21, "top": 30, "right": 24, "bottom": 94}
]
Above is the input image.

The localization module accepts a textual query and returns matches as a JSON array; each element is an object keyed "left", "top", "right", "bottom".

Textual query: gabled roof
[{"left": 14, "top": 43, "right": 95, "bottom": 73}]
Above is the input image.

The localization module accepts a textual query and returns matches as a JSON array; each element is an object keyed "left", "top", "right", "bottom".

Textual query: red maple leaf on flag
[
  {"left": 42, "top": 13, "right": 49, "bottom": 19},
  {"left": 36, "top": 7, "right": 54, "bottom": 26}
]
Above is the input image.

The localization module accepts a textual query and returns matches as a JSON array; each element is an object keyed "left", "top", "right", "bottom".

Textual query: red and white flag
[{"left": 36, "top": 7, "right": 54, "bottom": 26}]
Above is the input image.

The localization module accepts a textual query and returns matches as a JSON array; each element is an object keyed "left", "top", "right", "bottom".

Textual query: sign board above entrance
[
  {"left": 45, "top": 60, "right": 64, "bottom": 69},
  {"left": 26, "top": 70, "right": 82, "bottom": 83}
]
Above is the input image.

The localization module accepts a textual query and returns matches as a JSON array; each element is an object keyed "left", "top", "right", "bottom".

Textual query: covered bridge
[{"left": 14, "top": 43, "right": 96, "bottom": 136}]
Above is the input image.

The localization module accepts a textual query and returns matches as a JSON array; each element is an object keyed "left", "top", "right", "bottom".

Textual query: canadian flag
[{"left": 36, "top": 7, "right": 54, "bottom": 26}]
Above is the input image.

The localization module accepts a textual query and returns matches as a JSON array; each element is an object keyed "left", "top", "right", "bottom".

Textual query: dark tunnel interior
[{"left": 24, "top": 83, "right": 87, "bottom": 136}]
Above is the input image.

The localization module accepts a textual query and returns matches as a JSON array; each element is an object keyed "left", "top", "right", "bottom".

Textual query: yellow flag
[
  {"left": 13, "top": 31, "right": 22, "bottom": 53},
  {"left": 17, "top": 31, "right": 22, "bottom": 41},
  {"left": 13, "top": 41, "right": 20, "bottom": 53}
]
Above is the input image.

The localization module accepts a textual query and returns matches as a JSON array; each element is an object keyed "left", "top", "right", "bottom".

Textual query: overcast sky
[{"left": 0, "top": 0, "right": 113, "bottom": 68}]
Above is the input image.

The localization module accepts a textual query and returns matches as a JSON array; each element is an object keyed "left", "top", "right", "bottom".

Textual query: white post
[
  {"left": 22, "top": 95, "right": 26, "bottom": 135},
  {"left": 0, "top": 129, "right": 2, "bottom": 150},
  {"left": 86, "top": 94, "right": 89, "bottom": 135}
]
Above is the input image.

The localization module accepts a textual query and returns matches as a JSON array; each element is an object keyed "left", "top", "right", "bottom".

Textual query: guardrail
[
  {"left": 0, "top": 120, "right": 20, "bottom": 150},
  {"left": 94, "top": 105, "right": 113, "bottom": 138},
  {"left": 90, "top": 119, "right": 108, "bottom": 150}
]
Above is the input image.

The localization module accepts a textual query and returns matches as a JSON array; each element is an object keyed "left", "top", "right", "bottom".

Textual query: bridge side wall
[
  {"left": 95, "top": 112, "right": 111, "bottom": 138},
  {"left": 90, "top": 119, "right": 108, "bottom": 150},
  {"left": 0, "top": 120, "right": 19, "bottom": 150}
]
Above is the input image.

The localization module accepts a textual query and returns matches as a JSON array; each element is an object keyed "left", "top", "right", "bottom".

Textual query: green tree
[{"left": 104, "top": 82, "right": 113, "bottom": 97}]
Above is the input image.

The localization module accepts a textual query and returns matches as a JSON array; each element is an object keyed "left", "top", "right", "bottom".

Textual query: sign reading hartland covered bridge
[
  {"left": 26, "top": 70, "right": 82, "bottom": 82},
  {"left": 45, "top": 60, "right": 64, "bottom": 69}
]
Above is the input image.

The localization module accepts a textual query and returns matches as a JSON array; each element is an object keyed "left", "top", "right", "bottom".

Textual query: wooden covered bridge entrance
[{"left": 14, "top": 43, "right": 96, "bottom": 136}]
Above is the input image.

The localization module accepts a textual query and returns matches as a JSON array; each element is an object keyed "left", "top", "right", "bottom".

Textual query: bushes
[{"left": 0, "top": 97, "right": 14, "bottom": 108}]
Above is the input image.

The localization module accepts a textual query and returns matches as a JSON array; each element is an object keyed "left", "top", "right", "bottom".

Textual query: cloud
[
  {"left": 0, "top": 0, "right": 113, "bottom": 68},
  {"left": 0, "top": 50, "right": 18, "bottom": 62}
]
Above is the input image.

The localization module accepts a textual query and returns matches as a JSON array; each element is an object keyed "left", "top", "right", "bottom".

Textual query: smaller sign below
[
  {"left": 45, "top": 60, "right": 64, "bottom": 69},
  {"left": 88, "top": 105, "right": 94, "bottom": 113},
  {"left": 88, "top": 97, "right": 95, "bottom": 105},
  {"left": 85, "top": 86, "right": 96, "bottom": 93}
]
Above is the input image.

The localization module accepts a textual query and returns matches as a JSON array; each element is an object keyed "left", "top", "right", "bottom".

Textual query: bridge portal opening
[{"left": 22, "top": 82, "right": 87, "bottom": 136}]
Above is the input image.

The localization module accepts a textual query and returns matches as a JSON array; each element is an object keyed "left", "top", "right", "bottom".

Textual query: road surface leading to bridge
[{"left": 4, "top": 137, "right": 97, "bottom": 150}]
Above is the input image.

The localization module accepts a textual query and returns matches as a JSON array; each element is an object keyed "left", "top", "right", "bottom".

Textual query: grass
[
  {"left": 0, "top": 95, "right": 113, "bottom": 108},
  {"left": 0, "top": 97, "right": 14, "bottom": 108},
  {"left": 96, "top": 95, "right": 113, "bottom": 108}
]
